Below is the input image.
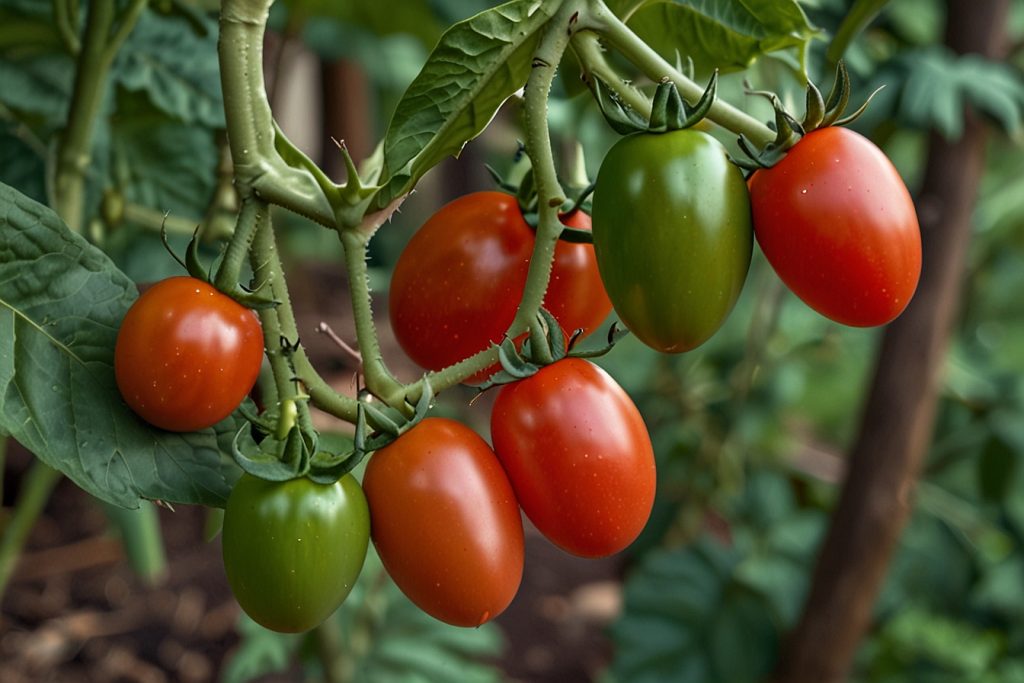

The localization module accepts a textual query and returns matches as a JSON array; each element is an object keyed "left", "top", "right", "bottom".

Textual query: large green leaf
[
  {"left": 606, "top": 0, "right": 818, "bottom": 74},
  {"left": 372, "top": 0, "right": 560, "bottom": 208},
  {"left": 113, "top": 8, "right": 224, "bottom": 128},
  {"left": 0, "top": 182, "right": 241, "bottom": 509},
  {"left": 610, "top": 538, "right": 780, "bottom": 683}
]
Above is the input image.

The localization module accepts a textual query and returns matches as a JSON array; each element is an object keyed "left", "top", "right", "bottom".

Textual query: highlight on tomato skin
[
  {"left": 362, "top": 417, "right": 525, "bottom": 627},
  {"left": 114, "top": 276, "right": 264, "bottom": 432},
  {"left": 388, "top": 191, "right": 612, "bottom": 383},
  {"left": 490, "top": 358, "right": 657, "bottom": 559},
  {"left": 748, "top": 126, "right": 922, "bottom": 327}
]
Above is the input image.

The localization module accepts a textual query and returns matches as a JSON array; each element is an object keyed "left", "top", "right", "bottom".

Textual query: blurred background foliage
[{"left": 4, "top": 0, "right": 1024, "bottom": 680}]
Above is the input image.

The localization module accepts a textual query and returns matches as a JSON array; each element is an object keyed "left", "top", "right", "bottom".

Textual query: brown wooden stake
[{"left": 771, "top": 2, "right": 1010, "bottom": 681}]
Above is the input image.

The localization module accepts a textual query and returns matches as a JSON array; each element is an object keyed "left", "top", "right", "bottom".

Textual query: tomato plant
[
  {"left": 490, "top": 358, "right": 656, "bottom": 558},
  {"left": 749, "top": 126, "right": 922, "bottom": 327},
  {"left": 114, "top": 276, "right": 264, "bottom": 432},
  {"left": 389, "top": 191, "right": 611, "bottom": 379},
  {"left": 591, "top": 130, "right": 753, "bottom": 353},
  {"left": 221, "top": 473, "right": 370, "bottom": 633},
  {"left": 362, "top": 417, "right": 524, "bottom": 627}
]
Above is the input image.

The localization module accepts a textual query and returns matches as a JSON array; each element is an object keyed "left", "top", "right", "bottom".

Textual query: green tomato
[
  {"left": 592, "top": 129, "right": 753, "bottom": 352},
  {"left": 222, "top": 473, "right": 370, "bottom": 633}
]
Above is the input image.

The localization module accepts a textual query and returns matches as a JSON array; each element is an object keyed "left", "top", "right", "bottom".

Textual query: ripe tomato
[
  {"left": 388, "top": 192, "right": 611, "bottom": 380},
  {"left": 490, "top": 358, "right": 656, "bottom": 558},
  {"left": 592, "top": 130, "right": 752, "bottom": 352},
  {"left": 363, "top": 417, "right": 524, "bottom": 627},
  {"left": 749, "top": 126, "right": 921, "bottom": 326},
  {"left": 222, "top": 473, "right": 370, "bottom": 633},
  {"left": 114, "top": 276, "right": 264, "bottom": 432}
]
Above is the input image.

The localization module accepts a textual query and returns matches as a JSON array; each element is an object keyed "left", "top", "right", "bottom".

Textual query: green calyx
[
  {"left": 475, "top": 309, "right": 629, "bottom": 392},
  {"left": 736, "top": 61, "right": 883, "bottom": 170},
  {"left": 590, "top": 72, "right": 718, "bottom": 136},
  {"left": 485, "top": 158, "right": 596, "bottom": 244}
]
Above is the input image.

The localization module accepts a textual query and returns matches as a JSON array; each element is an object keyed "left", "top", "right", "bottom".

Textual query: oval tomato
[
  {"left": 490, "top": 358, "right": 656, "bottom": 558},
  {"left": 363, "top": 417, "right": 524, "bottom": 627},
  {"left": 749, "top": 126, "right": 921, "bottom": 326},
  {"left": 222, "top": 473, "right": 370, "bottom": 633},
  {"left": 114, "top": 276, "right": 264, "bottom": 432},
  {"left": 388, "top": 192, "right": 611, "bottom": 379},
  {"left": 592, "top": 130, "right": 752, "bottom": 352}
]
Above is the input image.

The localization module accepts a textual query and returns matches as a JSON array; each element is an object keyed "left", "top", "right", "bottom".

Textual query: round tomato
[
  {"left": 222, "top": 473, "right": 370, "bottom": 633},
  {"left": 388, "top": 192, "right": 611, "bottom": 379},
  {"left": 363, "top": 417, "right": 524, "bottom": 627},
  {"left": 114, "top": 276, "right": 264, "bottom": 432},
  {"left": 591, "top": 130, "right": 752, "bottom": 353},
  {"left": 490, "top": 359, "right": 656, "bottom": 558},
  {"left": 749, "top": 126, "right": 921, "bottom": 326}
]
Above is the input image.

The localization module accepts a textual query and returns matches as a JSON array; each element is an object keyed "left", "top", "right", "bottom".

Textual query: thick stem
[
  {"left": 587, "top": 0, "right": 776, "bottom": 147},
  {"left": 214, "top": 199, "right": 261, "bottom": 291},
  {"left": 249, "top": 210, "right": 359, "bottom": 422},
  {"left": 218, "top": 0, "right": 336, "bottom": 227},
  {"left": 772, "top": 2, "right": 1009, "bottom": 681},
  {"left": 54, "top": 0, "right": 116, "bottom": 232},
  {"left": 339, "top": 230, "right": 403, "bottom": 404},
  {"left": 0, "top": 461, "right": 62, "bottom": 599}
]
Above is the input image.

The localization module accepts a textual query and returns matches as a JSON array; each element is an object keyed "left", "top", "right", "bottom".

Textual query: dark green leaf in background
[
  {"left": 0, "top": 182, "right": 241, "bottom": 508},
  {"left": 606, "top": 0, "right": 819, "bottom": 75}
]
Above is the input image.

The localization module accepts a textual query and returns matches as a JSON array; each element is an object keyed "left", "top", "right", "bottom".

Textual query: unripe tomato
[
  {"left": 749, "top": 126, "right": 921, "bottom": 326},
  {"left": 388, "top": 192, "right": 611, "bottom": 380},
  {"left": 114, "top": 276, "right": 264, "bottom": 431},
  {"left": 592, "top": 130, "right": 752, "bottom": 352},
  {"left": 222, "top": 474, "right": 370, "bottom": 633},
  {"left": 363, "top": 417, "right": 524, "bottom": 627},
  {"left": 490, "top": 359, "right": 656, "bottom": 558}
]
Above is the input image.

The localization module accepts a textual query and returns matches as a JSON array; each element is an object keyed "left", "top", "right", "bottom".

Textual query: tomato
[
  {"left": 591, "top": 130, "right": 752, "bottom": 353},
  {"left": 388, "top": 192, "right": 611, "bottom": 380},
  {"left": 114, "top": 276, "right": 264, "bottom": 432},
  {"left": 222, "top": 473, "right": 370, "bottom": 633},
  {"left": 363, "top": 417, "right": 524, "bottom": 626},
  {"left": 490, "top": 358, "right": 656, "bottom": 558},
  {"left": 749, "top": 126, "right": 921, "bottom": 326}
]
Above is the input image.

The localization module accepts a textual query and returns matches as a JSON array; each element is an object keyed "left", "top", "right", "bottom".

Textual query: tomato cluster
[{"left": 363, "top": 360, "right": 655, "bottom": 627}]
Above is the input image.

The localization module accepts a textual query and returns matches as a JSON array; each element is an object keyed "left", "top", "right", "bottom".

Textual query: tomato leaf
[
  {"left": 0, "top": 182, "right": 242, "bottom": 509},
  {"left": 371, "top": 0, "right": 561, "bottom": 209},
  {"left": 112, "top": 8, "right": 225, "bottom": 128},
  {"left": 605, "top": 0, "right": 818, "bottom": 75}
]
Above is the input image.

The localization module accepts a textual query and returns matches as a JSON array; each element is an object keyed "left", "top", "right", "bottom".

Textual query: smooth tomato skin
[
  {"left": 388, "top": 192, "right": 611, "bottom": 378},
  {"left": 749, "top": 126, "right": 922, "bottom": 326},
  {"left": 490, "top": 359, "right": 656, "bottom": 558},
  {"left": 114, "top": 276, "right": 264, "bottom": 432},
  {"left": 222, "top": 474, "right": 370, "bottom": 633},
  {"left": 592, "top": 130, "right": 752, "bottom": 353},
  {"left": 363, "top": 417, "right": 524, "bottom": 627}
]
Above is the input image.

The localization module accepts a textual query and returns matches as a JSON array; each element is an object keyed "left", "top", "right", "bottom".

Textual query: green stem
[
  {"left": 313, "top": 617, "right": 346, "bottom": 683},
  {"left": 120, "top": 202, "right": 203, "bottom": 235},
  {"left": 101, "top": 500, "right": 167, "bottom": 585},
  {"left": 0, "top": 461, "right": 61, "bottom": 600},
  {"left": 586, "top": 0, "right": 776, "bottom": 147},
  {"left": 218, "top": 0, "right": 336, "bottom": 227},
  {"left": 249, "top": 208, "right": 359, "bottom": 423},
  {"left": 339, "top": 230, "right": 403, "bottom": 405},
  {"left": 214, "top": 199, "right": 261, "bottom": 291},
  {"left": 54, "top": 0, "right": 116, "bottom": 232},
  {"left": 571, "top": 30, "right": 651, "bottom": 118},
  {"left": 54, "top": 0, "right": 81, "bottom": 54}
]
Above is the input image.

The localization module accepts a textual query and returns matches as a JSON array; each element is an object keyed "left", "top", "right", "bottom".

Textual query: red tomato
[
  {"left": 388, "top": 192, "right": 611, "bottom": 380},
  {"left": 363, "top": 417, "right": 524, "bottom": 627},
  {"left": 114, "top": 276, "right": 264, "bottom": 432},
  {"left": 749, "top": 126, "right": 921, "bottom": 327},
  {"left": 490, "top": 359, "right": 656, "bottom": 558}
]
